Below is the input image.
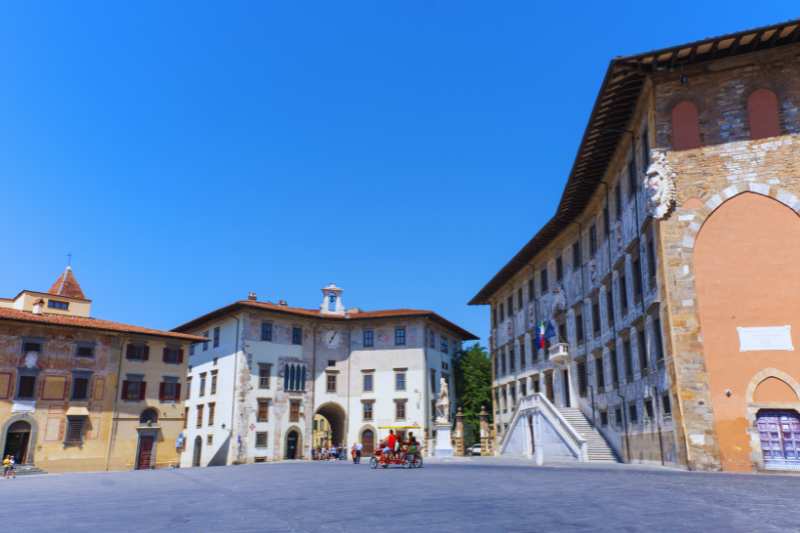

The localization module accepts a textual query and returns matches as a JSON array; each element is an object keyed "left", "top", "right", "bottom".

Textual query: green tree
[{"left": 453, "top": 342, "right": 492, "bottom": 444}]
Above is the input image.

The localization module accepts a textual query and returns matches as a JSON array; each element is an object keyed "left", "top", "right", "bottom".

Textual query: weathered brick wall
[{"left": 654, "top": 45, "right": 800, "bottom": 470}]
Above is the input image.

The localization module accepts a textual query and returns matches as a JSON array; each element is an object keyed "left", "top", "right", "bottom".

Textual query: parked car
[{"left": 467, "top": 443, "right": 482, "bottom": 456}]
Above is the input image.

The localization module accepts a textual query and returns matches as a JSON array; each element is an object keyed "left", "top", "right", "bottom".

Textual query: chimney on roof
[
  {"left": 278, "top": 300, "right": 288, "bottom": 306},
  {"left": 247, "top": 292, "right": 257, "bottom": 301}
]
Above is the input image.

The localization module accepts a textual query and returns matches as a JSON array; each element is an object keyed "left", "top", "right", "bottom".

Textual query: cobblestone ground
[{"left": 2, "top": 457, "right": 800, "bottom": 532}]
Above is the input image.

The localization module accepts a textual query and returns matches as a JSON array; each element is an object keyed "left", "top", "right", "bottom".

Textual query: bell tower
[{"left": 320, "top": 284, "right": 345, "bottom": 315}]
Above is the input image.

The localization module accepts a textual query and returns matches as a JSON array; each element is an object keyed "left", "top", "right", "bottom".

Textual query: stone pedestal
[
  {"left": 434, "top": 424, "right": 454, "bottom": 457},
  {"left": 454, "top": 407, "right": 465, "bottom": 456}
]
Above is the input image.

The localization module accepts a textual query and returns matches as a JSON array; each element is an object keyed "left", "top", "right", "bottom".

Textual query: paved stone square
[{"left": 2, "top": 458, "right": 799, "bottom": 532}]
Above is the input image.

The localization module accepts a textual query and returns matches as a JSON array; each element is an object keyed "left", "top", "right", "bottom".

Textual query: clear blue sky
[{"left": 1, "top": 2, "right": 795, "bottom": 342}]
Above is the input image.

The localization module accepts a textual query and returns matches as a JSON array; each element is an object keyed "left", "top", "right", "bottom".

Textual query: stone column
[
  {"left": 479, "top": 405, "right": 492, "bottom": 456},
  {"left": 454, "top": 407, "right": 465, "bottom": 456}
]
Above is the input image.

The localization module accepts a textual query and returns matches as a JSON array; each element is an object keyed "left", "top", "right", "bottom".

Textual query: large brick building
[{"left": 471, "top": 19, "right": 800, "bottom": 472}]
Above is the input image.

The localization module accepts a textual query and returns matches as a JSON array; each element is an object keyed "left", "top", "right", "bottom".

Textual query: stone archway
[
  {"left": 694, "top": 192, "right": 800, "bottom": 471},
  {"left": 285, "top": 427, "right": 302, "bottom": 460},
  {"left": 0, "top": 414, "right": 38, "bottom": 465},
  {"left": 315, "top": 402, "right": 346, "bottom": 448}
]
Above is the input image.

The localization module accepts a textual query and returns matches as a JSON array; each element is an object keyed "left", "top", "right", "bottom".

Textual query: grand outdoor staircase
[{"left": 557, "top": 408, "right": 618, "bottom": 463}]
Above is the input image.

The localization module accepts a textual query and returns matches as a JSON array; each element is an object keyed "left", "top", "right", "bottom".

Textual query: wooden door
[
  {"left": 286, "top": 431, "right": 298, "bottom": 459},
  {"left": 562, "top": 369, "right": 571, "bottom": 407},
  {"left": 361, "top": 429, "right": 375, "bottom": 456},
  {"left": 758, "top": 411, "right": 800, "bottom": 470},
  {"left": 192, "top": 436, "right": 202, "bottom": 467},
  {"left": 545, "top": 372, "right": 554, "bottom": 403},
  {"left": 137, "top": 436, "right": 155, "bottom": 470}
]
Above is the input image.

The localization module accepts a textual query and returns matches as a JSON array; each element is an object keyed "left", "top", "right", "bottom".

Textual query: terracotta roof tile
[
  {"left": 48, "top": 266, "right": 87, "bottom": 300},
  {"left": 174, "top": 300, "right": 478, "bottom": 340},
  {"left": 0, "top": 307, "right": 205, "bottom": 342}
]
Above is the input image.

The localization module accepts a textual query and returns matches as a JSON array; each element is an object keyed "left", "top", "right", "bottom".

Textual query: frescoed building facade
[
  {"left": 471, "top": 19, "right": 800, "bottom": 472},
  {"left": 174, "top": 284, "right": 476, "bottom": 466},
  {"left": 0, "top": 267, "right": 202, "bottom": 472}
]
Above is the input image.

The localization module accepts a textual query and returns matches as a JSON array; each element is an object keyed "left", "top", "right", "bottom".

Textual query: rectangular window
[
  {"left": 441, "top": 337, "right": 449, "bottom": 354},
  {"left": 628, "top": 402, "right": 638, "bottom": 424},
  {"left": 289, "top": 400, "right": 301, "bottom": 422},
  {"left": 642, "top": 129, "right": 650, "bottom": 169},
  {"left": 65, "top": 417, "right": 85, "bottom": 444},
  {"left": 363, "top": 373, "right": 374, "bottom": 392},
  {"left": 199, "top": 372, "right": 207, "bottom": 397},
  {"left": 662, "top": 393, "right": 672, "bottom": 417},
  {"left": 210, "top": 370, "right": 218, "bottom": 395},
  {"left": 540, "top": 268, "right": 548, "bottom": 293},
  {"left": 507, "top": 295, "right": 514, "bottom": 315},
  {"left": 620, "top": 269, "right": 629, "bottom": 315},
  {"left": 394, "top": 327, "right": 406, "bottom": 346},
  {"left": 589, "top": 224, "right": 597, "bottom": 256},
  {"left": 190, "top": 344, "right": 196, "bottom": 356},
  {"left": 595, "top": 355, "right": 605, "bottom": 392},
  {"left": 326, "top": 373, "right": 337, "bottom": 393},
  {"left": 363, "top": 329, "right": 374, "bottom": 348},
  {"left": 213, "top": 327, "right": 220, "bottom": 348},
  {"left": 71, "top": 374, "right": 90, "bottom": 401},
  {"left": 362, "top": 400, "right": 374, "bottom": 421},
  {"left": 395, "top": 399, "right": 407, "bottom": 420},
  {"left": 519, "top": 342, "right": 525, "bottom": 369},
  {"left": 122, "top": 378, "right": 145, "bottom": 401},
  {"left": 207, "top": 434, "right": 213, "bottom": 446},
  {"left": 633, "top": 256, "right": 643, "bottom": 302},
  {"left": 623, "top": 339, "right": 634, "bottom": 383},
  {"left": 517, "top": 288, "right": 523, "bottom": 309},
  {"left": 572, "top": 241, "right": 582, "bottom": 269},
  {"left": 203, "top": 331, "right": 209, "bottom": 351},
  {"left": 603, "top": 205, "right": 610, "bottom": 237},
  {"left": 196, "top": 404, "right": 204, "bottom": 428},
  {"left": 638, "top": 329, "right": 648, "bottom": 375},
  {"left": 647, "top": 231, "right": 657, "bottom": 287},
  {"left": 614, "top": 406, "right": 623, "bottom": 429},
  {"left": 259, "top": 364, "right": 271, "bottom": 389},
  {"left": 499, "top": 303, "right": 505, "bottom": 322},
  {"left": 261, "top": 322, "right": 273, "bottom": 342},
  {"left": 208, "top": 402, "right": 216, "bottom": 425},
  {"left": 606, "top": 283, "right": 615, "bottom": 328},
  {"left": 592, "top": 300, "right": 601, "bottom": 336},
  {"left": 255, "top": 431, "right": 268, "bottom": 448},
  {"left": 327, "top": 359, "right": 335, "bottom": 368},
  {"left": 492, "top": 307, "right": 498, "bottom": 328},
  {"left": 577, "top": 359, "right": 587, "bottom": 397},
  {"left": 558, "top": 323, "right": 567, "bottom": 344},
  {"left": 556, "top": 256, "right": 563, "bottom": 282},
  {"left": 186, "top": 376, "right": 192, "bottom": 400},
  {"left": 644, "top": 397, "right": 654, "bottom": 420},
  {"left": 508, "top": 347, "right": 515, "bottom": 372},
  {"left": 600, "top": 410, "right": 609, "bottom": 427},
  {"left": 429, "top": 329, "right": 436, "bottom": 349},
  {"left": 532, "top": 375, "right": 540, "bottom": 393},
  {"left": 528, "top": 279, "right": 535, "bottom": 301},
  {"left": 628, "top": 158, "right": 637, "bottom": 199},
  {"left": 160, "top": 378, "right": 181, "bottom": 402},
  {"left": 162, "top": 346, "right": 183, "bottom": 365},
  {"left": 257, "top": 399, "right": 269, "bottom": 422},
  {"left": 520, "top": 379, "right": 527, "bottom": 397},
  {"left": 610, "top": 348, "right": 619, "bottom": 389},
  {"left": 653, "top": 317, "right": 665, "bottom": 364},
  {"left": 183, "top": 407, "right": 188, "bottom": 429},
  {"left": 22, "top": 340, "right": 42, "bottom": 353},
  {"left": 292, "top": 327, "right": 303, "bottom": 345},
  {"left": 501, "top": 348, "right": 507, "bottom": 375},
  {"left": 126, "top": 344, "right": 149, "bottom": 361},
  {"left": 75, "top": 342, "right": 95, "bottom": 358},
  {"left": 395, "top": 371, "right": 406, "bottom": 391},
  {"left": 575, "top": 312, "right": 584, "bottom": 344},
  {"left": 48, "top": 299, "right": 69, "bottom": 310},
  {"left": 615, "top": 185, "right": 622, "bottom": 220}
]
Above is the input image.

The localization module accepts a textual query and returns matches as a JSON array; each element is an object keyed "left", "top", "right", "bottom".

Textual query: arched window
[
  {"left": 139, "top": 408, "right": 159, "bottom": 425},
  {"left": 671, "top": 100, "right": 702, "bottom": 150},
  {"left": 748, "top": 88, "right": 781, "bottom": 140},
  {"left": 328, "top": 294, "right": 336, "bottom": 312}
]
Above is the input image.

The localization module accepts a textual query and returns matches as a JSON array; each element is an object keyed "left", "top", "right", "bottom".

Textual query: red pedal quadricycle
[{"left": 369, "top": 425, "right": 424, "bottom": 469}]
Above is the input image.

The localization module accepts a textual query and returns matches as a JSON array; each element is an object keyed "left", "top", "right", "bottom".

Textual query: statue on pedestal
[{"left": 435, "top": 377, "right": 450, "bottom": 425}]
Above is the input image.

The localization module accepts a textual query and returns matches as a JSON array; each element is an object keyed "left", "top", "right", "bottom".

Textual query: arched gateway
[{"left": 314, "top": 403, "right": 346, "bottom": 448}]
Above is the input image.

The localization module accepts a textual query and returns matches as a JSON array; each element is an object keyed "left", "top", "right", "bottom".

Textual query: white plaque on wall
[{"left": 737, "top": 325, "right": 794, "bottom": 352}]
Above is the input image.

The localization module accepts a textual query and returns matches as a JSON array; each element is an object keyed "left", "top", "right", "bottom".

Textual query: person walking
[
  {"left": 351, "top": 443, "right": 357, "bottom": 464},
  {"left": 3, "top": 455, "right": 16, "bottom": 480},
  {"left": 355, "top": 441, "right": 363, "bottom": 464}
]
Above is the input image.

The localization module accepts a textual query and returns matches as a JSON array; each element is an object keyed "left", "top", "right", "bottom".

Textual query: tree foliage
[{"left": 453, "top": 342, "right": 492, "bottom": 444}]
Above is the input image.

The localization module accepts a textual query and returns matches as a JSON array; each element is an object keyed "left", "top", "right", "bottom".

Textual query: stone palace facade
[
  {"left": 471, "top": 19, "right": 800, "bottom": 472},
  {"left": 174, "top": 284, "right": 476, "bottom": 466}
]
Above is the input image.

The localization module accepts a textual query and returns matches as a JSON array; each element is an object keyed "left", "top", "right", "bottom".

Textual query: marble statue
[{"left": 435, "top": 377, "right": 450, "bottom": 424}]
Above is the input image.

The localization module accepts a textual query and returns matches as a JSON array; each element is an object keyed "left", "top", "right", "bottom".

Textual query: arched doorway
[
  {"left": 192, "top": 436, "right": 202, "bottom": 467},
  {"left": 286, "top": 430, "right": 300, "bottom": 460},
  {"left": 694, "top": 192, "right": 800, "bottom": 470},
  {"left": 315, "top": 402, "right": 346, "bottom": 448},
  {"left": 3, "top": 421, "right": 31, "bottom": 464},
  {"left": 756, "top": 410, "right": 800, "bottom": 471},
  {"left": 360, "top": 427, "right": 375, "bottom": 456}
]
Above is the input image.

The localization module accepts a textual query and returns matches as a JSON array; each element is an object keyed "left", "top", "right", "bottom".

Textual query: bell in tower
[{"left": 320, "top": 284, "right": 345, "bottom": 315}]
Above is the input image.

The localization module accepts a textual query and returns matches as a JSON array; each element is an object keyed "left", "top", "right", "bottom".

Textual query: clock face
[{"left": 325, "top": 330, "right": 340, "bottom": 348}]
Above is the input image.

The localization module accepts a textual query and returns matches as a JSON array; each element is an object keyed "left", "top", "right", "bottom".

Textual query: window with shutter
[
  {"left": 139, "top": 381, "right": 147, "bottom": 400},
  {"left": 65, "top": 417, "right": 85, "bottom": 444}
]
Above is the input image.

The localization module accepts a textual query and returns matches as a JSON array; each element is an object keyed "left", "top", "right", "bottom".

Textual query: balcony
[{"left": 548, "top": 343, "right": 570, "bottom": 364}]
